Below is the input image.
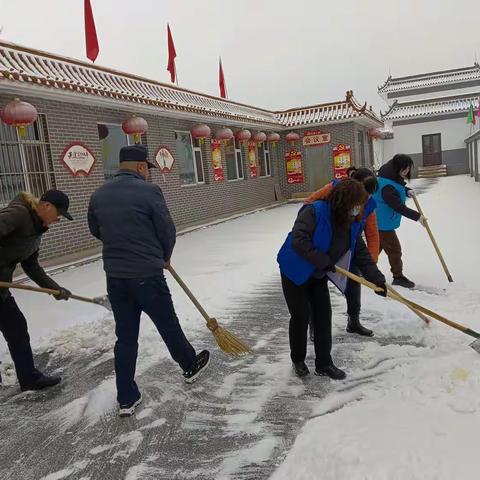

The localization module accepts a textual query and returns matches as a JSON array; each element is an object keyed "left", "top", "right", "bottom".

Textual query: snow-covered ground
[
  {"left": 1, "top": 175, "right": 480, "bottom": 480},
  {"left": 271, "top": 175, "right": 480, "bottom": 480}
]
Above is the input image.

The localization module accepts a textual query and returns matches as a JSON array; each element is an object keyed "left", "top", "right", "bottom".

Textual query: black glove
[
  {"left": 54, "top": 287, "right": 72, "bottom": 301},
  {"left": 374, "top": 281, "right": 387, "bottom": 297},
  {"left": 325, "top": 259, "right": 336, "bottom": 273}
]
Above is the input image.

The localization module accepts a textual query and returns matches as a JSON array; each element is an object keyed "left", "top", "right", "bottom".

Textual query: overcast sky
[{"left": 1, "top": 0, "right": 479, "bottom": 113}]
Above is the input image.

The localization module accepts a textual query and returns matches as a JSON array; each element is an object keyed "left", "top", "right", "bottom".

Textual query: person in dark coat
[
  {"left": 373, "top": 154, "right": 427, "bottom": 288},
  {"left": 0, "top": 190, "right": 73, "bottom": 391},
  {"left": 277, "top": 179, "right": 386, "bottom": 380},
  {"left": 88, "top": 145, "right": 209, "bottom": 417}
]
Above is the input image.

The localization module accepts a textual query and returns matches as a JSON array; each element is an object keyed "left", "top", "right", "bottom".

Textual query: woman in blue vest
[
  {"left": 374, "top": 154, "right": 427, "bottom": 289},
  {"left": 277, "top": 179, "right": 386, "bottom": 380}
]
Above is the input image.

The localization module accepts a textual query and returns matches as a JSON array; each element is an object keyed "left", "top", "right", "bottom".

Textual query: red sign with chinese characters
[
  {"left": 285, "top": 149, "right": 304, "bottom": 184},
  {"left": 303, "top": 130, "right": 331, "bottom": 147},
  {"left": 210, "top": 139, "right": 225, "bottom": 181},
  {"left": 333, "top": 144, "right": 352, "bottom": 179},
  {"left": 248, "top": 141, "right": 258, "bottom": 178}
]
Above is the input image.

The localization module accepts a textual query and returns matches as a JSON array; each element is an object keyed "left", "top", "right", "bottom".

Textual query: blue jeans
[{"left": 107, "top": 275, "right": 196, "bottom": 405}]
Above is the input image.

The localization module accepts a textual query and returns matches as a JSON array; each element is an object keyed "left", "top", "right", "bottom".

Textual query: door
[
  {"left": 422, "top": 134, "right": 442, "bottom": 166},
  {"left": 305, "top": 145, "right": 333, "bottom": 191}
]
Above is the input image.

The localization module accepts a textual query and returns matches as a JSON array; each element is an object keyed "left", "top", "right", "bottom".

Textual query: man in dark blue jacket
[{"left": 88, "top": 145, "right": 209, "bottom": 417}]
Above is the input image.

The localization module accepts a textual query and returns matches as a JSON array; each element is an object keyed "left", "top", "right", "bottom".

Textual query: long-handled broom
[
  {"left": 335, "top": 266, "right": 480, "bottom": 353},
  {"left": 166, "top": 265, "right": 253, "bottom": 356}
]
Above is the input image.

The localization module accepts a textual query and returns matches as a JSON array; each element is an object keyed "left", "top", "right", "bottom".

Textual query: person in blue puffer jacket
[
  {"left": 277, "top": 179, "right": 387, "bottom": 380},
  {"left": 374, "top": 154, "right": 428, "bottom": 289}
]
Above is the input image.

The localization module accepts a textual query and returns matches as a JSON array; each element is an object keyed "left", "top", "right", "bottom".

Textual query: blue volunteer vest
[
  {"left": 277, "top": 200, "right": 362, "bottom": 286},
  {"left": 373, "top": 177, "right": 406, "bottom": 231}
]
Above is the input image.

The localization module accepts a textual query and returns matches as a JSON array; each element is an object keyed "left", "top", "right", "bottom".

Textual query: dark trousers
[
  {"left": 344, "top": 264, "right": 361, "bottom": 318},
  {"left": 107, "top": 275, "right": 196, "bottom": 405},
  {"left": 379, "top": 230, "right": 403, "bottom": 277},
  {"left": 0, "top": 294, "right": 42, "bottom": 387},
  {"left": 281, "top": 274, "right": 333, "bottom": 369}
]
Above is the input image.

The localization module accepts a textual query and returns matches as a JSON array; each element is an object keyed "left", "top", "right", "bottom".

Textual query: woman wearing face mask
[
  {"left": 277, "top": 179, "right": 386, "bottom": 380},
  {"left": 374, "top": 154, "right": 427, "bottom": 289},
  {"left": 304, "top": 168, "right": 380, "bottom": 337}
]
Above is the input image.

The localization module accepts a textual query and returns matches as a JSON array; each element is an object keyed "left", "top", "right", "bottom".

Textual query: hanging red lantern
[
  {"left": 286, "top": 131, "right": 300, "bottom": 146},
  {"left": 235, "top": 129, "right": 251, "bottom": 146},
  {"left": 215, "top": 127, "right": 234, "bottom": 144},
  {"left": 122, "top": 115, "right": 148, "bottom": 144},
  {"left": 1, "top": 98, "right": 38, "bottom": 137},
  {"left": 267, "top": 132, "right": 280, "bottom": 147},
  {"left": 253, "top": 131, "right": 267, "bottom": 144},
  {"left": 191, "top": 123, "right": 211, "bottom": 145}
]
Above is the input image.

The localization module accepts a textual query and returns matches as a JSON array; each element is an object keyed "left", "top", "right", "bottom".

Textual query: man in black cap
[
  {"left": 0, "top": 189, "right": 73, "bottom": 391},
  {"left": 88, "top": 144, "right": 209, "bottom": 417}
]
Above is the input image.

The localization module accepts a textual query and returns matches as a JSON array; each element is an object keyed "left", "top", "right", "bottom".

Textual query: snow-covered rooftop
[
  {"left": 0, "top": 41, "right": 381, "bottom": 128},
  {"left": 382, "top": 93, "right": 480, "bottom": 121},
  {"left": 378, "top": 64, "right": 480, "bottom": 95}
]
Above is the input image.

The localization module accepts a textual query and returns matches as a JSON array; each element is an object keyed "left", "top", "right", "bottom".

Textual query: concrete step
[{"left": 417, "top": 164, "right": 447, "bottom": 178}]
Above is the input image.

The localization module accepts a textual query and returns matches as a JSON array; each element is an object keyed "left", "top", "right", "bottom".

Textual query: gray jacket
[
  {"left": 0, "top": 193, "right": 61, "bottom": 298},
  {"left": 88, "top": 171, "right": 176, "bottom": 278}
]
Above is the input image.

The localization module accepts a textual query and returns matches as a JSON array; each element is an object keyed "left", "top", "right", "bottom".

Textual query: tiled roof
[
  {"left": 378, "top": 64, "right": 480, "bottom": 94},
  {"left": 0, "top": 41, "right": 381, "bottom": 128},
  {"left": 382, "top": 93, "right": 480, "bottom": 121}
]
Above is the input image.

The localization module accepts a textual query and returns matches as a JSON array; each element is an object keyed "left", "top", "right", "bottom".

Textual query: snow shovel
[
  {"left": 0, "top": 281, "right": 112, "bottom": 311},
  {"left": 166, "top": 265, "right": 253, "bottom": 356},
  {"left": 334, "top": 266, "right": 480, "bottom": 353},
  {"left": 387, "top": 285, "right": 430, "bottom": 325},
  {"left": 412, "top": 193, "right": 453, "bottom": 283}
]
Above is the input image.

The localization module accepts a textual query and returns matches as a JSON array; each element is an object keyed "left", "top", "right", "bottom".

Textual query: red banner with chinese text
[
  {"left": 332, "top": 144, "right": 352, "bottom": 179},
  {"left": 285, "top": 149, "right": 304, "bottom": 184},
  {"left": 210, "top": 139, "right": 225, "bottom": 181},
  {"left": 248, "top": 141, "right": 257, "bottom": 178}
]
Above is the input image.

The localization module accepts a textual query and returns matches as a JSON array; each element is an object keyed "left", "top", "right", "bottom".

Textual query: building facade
[
  {"left": 379, "top": 64, "right": 480, "bottom": 176},
  {"left": 0, "top": 41, "right": 381, "bottom": 262}
]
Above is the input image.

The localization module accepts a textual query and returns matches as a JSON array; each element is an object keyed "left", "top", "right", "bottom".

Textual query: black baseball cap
[
  {"left": 119, "top": 145, "right": 157, "bottom": 169},
  {"left": 40, "top": 190, "right": 73, "bottom": 221}
]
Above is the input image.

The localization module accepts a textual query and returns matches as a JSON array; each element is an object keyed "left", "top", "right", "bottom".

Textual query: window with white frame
[
  {"left": 0, "top": 114, "right": 55, "bottom": 205},
  {"left": 176, "top": 131, "right": 205, "bottom": 185},
  {"left": 225, "top": 137, "right": 244, "bottom": 181},
  {"left": 257, "top": 142, "right": 271, "bottom": 177}
]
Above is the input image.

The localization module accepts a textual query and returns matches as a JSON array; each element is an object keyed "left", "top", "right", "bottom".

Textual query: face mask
[{"left": 350, "top": 206, "right": 361, "bottom": 217}]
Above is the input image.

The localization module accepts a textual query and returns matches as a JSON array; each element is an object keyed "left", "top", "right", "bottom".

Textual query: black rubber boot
[
  {"left": 392, "top": 275, "right": 415, "bottom": 289},
  {"left": 346, "top": 315, "right": 374, "bottom": 337},
  {"left": 315, "top": 364, "right": 346, "bottom": 380},
  {"left": 292, "top": 361, "right": 309, "bottom": 377}
]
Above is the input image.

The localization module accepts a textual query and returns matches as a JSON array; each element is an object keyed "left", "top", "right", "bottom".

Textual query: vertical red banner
[
  {"left": 210, "top": 139, "right": 225, "bottom": 181},
  {"left": 285, "top": 149, "right": 304, "bottom": 184},
  {"left": 332, "top": 144, "right": 352, "bottom": 179},
  {"left": 248, "top": 141, "right": 258, "bottom": 178}
]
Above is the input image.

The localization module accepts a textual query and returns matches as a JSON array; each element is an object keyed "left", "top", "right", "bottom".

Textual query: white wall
[{"left": 386, "top": 117, "right": 473, "bottom": 159}]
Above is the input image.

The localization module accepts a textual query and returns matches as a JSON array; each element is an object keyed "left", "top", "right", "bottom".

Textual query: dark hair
[
  {"left": 351, "top": 167, "right": 378, "bottom": 195},
  {"left": 330, "top": 178, "right": 368, "bottom": 228},
  {"left": 391, "top": 154, "right": 414, "bottom": 180},
  {"left": 346, "top": 166, "right": 358, "bottom": 177}
]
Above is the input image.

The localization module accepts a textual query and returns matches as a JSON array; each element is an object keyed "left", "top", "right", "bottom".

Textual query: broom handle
[
  {"left": 166, "top": 266, "right": 211, "bottom": 323},
  {"left": 412, "top": 194, "right": 453, "bottom": 283},
  {"left": 386, "top": 285, "right": 430, "bottom": 325},
  {"left": 334, "top": 266, "right": 480, "bottom": 338},
  {"left": 0, "top": 281, "right": 98, "bottom": 305}
]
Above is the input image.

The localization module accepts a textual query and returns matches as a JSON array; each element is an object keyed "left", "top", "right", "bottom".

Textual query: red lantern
[
  {"left": 286, "top": 131, "right": 300, "bottom": 146},
  {"left": 191, "top": 123, "right": 211, "bottom": 145},
  {"left": 267, "top": 132, "right": 280, "bottom": 147},
  {"left": 235, "top": 129, "right": 251, "bottom": 146},
  {"left": 122, "top": 115, "right": 148, "bottom": 144},
  {"left": 253, "top": 131, "right": 267, "bottom": 143},
  {"left": 1, "top": 98, "right": 38, "bottom": 138},
  {"left": 215, "top": 127, "right": 234, "bottom": 144}
]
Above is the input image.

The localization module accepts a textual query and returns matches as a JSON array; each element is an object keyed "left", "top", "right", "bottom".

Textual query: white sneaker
[{"left": 119, "top": 393, "right": 143, "bottom": 417}]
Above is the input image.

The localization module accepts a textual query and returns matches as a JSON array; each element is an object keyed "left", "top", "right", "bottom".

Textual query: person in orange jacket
[{"left": 305, "top": 168, "right": 379, "bottom": 337}]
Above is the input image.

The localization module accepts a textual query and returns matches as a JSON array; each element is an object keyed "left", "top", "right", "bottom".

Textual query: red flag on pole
[
  {"left": 84, "top": 0, "right": 99, "bottom": 62},
  {"left": 167, "top": 24, "right": 177, "bottom": 84},
  {"left": 219, "top": 57, "right": 227, "bottom": 99}
]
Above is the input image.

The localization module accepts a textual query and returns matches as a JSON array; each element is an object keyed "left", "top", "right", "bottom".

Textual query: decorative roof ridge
[{"left": 387, "top": 91, "right": 480, "bottom": 108}]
